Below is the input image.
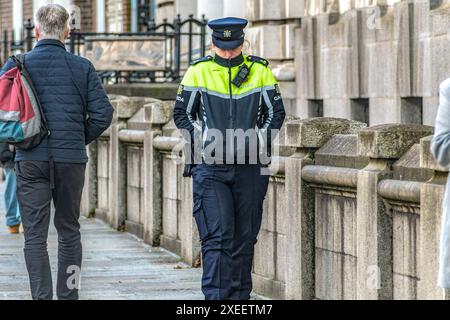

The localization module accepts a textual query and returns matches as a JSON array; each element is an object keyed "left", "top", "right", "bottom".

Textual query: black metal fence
[
  {"left": 1, "top": 14, "right": 208, "bottom": 83},
  {"left": 1, "top": 19, "right": 35, "bottom": 66}
]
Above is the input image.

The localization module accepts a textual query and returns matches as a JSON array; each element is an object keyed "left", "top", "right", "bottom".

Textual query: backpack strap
[
  {"left": 17, "top": 53, "right": 25, "bottom": 65},
  {"left": 63, "top": 53, "right": 88, "bottom": 119},
  {"left": 10, "top": 54, "right": 24, "bottom": 71},
  {"left": 13, "top": 53, "right": 49, "bottom": 129}
]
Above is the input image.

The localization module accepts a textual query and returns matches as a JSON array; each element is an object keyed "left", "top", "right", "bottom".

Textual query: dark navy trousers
[
  {"left": 15, "top": 161, "right": 85, "bottom": 300},
  {"left": 192, "top": 163, "right": 270, "bottom": 300}
]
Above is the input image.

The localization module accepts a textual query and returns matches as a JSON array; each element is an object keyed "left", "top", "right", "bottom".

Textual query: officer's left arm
[
  {"left": 259, "top": 67, "right": 286, "bottom": 136},
  {"left": 173, "top": 66, "right": 202, "bottom": 141},
  {"left": 0, "top": 58, "right": 15, "bottom": 77}
]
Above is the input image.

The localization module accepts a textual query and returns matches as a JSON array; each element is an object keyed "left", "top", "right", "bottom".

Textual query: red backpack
[{"left": 0, "top": 54, "right": 49, "bottom": 149}]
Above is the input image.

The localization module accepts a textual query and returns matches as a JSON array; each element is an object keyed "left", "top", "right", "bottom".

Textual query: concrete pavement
[{"left": 0, "top": 181, "right": 203, "bottom": 300}]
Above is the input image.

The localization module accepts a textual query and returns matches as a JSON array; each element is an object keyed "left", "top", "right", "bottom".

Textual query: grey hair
[{"left": 35, "top": 4, "right": 69, "bottom": 40}]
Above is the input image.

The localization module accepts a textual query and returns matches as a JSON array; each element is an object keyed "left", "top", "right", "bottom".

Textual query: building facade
[{"left": 2, "top": 0, "right": 450, "bottom": 126}]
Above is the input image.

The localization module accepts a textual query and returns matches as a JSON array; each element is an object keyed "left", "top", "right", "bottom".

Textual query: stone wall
[
  {"left": 152, "top": 0, "right": 450, "bottom": 126},
  {"left": 4, "top": 0, "right": 447, "bottom": 126},
  {"left": 82, "top": 92, "right": 450, "bottom": 300},
  {"left": 292, "top": 0, "right": 450, "bottom": 126}
]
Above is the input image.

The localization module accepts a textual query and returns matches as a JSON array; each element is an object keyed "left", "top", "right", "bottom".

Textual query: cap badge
[{"left": 223, "top": 30, "right": 232, "bottom": 38}]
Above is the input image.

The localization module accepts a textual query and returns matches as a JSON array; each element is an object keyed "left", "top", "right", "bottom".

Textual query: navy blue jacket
[{"left": 0, "top": 39, "right": 114, "bottom": 163}]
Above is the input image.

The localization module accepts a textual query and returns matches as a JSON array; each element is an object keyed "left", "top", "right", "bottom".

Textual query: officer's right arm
[{"left": 173, "top": 66, "right": 201, "bottom": 141}]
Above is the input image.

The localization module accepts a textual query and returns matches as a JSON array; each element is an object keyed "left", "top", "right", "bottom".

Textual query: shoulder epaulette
[
  {"left": 191, "top": 55, "right": 213, "bottom": 66},
  {"left": 247, "top": 55, "right": 269, "bottom": 67}
]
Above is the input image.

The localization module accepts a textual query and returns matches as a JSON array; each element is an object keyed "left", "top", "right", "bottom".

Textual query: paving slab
[{"left": 0, "top": 181, "right": 203, "bottom": 300}]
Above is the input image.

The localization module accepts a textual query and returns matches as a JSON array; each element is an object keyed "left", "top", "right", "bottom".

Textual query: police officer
[{"left": 173, "top": 17, "right": 286, "bottom": 300}]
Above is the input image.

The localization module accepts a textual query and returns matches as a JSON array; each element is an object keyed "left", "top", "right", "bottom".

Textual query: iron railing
[
  {"left": 1, "top": 15, "right": 208, "bottom": 83},
  {"left": 1, "top": 19, "right": 35, "bottom": 65}
]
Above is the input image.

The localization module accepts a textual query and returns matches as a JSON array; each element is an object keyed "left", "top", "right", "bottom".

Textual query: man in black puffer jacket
[{"left": 0, "top": 4, "right": 114, "bottom": 300}]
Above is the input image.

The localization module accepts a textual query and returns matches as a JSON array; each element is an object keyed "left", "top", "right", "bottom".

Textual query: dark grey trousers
[{"left": 15, "top": 161, "right": 86, "bottom": 300}]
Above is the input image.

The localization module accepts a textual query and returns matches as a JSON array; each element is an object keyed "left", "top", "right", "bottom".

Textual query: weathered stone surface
[
  {"left": 143, "top": 131, "right": 163, "bottom": 247},
  {"left": 378, "top": 179, "right": 422, "bottom": 204},
  {"left": 286, "top": 0, "right": 304, "bottom": 18},
  {"left": 105, "top": 84, "right": 179, "bottom": 100},
  {"left": 394, "top": 274, "right": 417, "bottom": 300},
  {"left": 421, "top": 3, "right": 450, "bottom": 99},
  {"left": 295, "top": 18, "right": 316, "bottom": 100},
  {"left": 252, "top": 273, "right": 286, "bottom": 300},
  {"left": 127, "top": 108, "right": 149, "bottom": 131},
  {"left": 160, "top": 118, "right": 177, "bottom": 136},
  {"left": 420, "top": 135, "right": 448, "bottom": 172},
  {"left": 254, "top": 229, "right": 276, "bottom": 279},
  {"left": 114, "top": 97, "right": 156, "bottom": 119},
  {"left": 419, "top": 173, "right": 449, "bottom": 300},
  {"left": 317, "top": 10, "right": 359, "bottom": 100},
  {"left": 284, "top": 152, "right": 315, "bottom": 300},
  {"left": 97, "top": 140, "right": 110, "bottom": 211},
  {"left": 262, "top": 180, "right": 276, "bottom": 233},
  {"left": 315, "top": 248, "right": 357, "bottom": 300},
  {"left": 392, "top": 210, "right": 419, "bottom": 296},
  {"left": 393, "top": 144, "right": 434, "bottom": 182},
  {"left": 273, "top": 64, "right": 296, "bottom": 82},
  {"left": 81, "top": 142, "right": 98, "bottom": 218},
  {"left": 315, "top": 134, "right": 369, "bottom": 169},
  {"left": 108, "top": 123, "right": 128, "bottom": 229},
  {"left": 126, "top": 146, "right": 144, "bottom": 226},
  {"left": 276, "top": 234, "right": 287, "bottom": 283},
  {"left": 278, "top": 80, "right": 296, "bottom": 99},
  {"left": 358, "top": 124, "right": 434, "bottom": 159},
  {"left": 108, "top": 94, "right": 127, "bottom": 101},
  {"left": 357, "top": 159, "right": 393, "bottom": 300},
  {"left": 423, "top": 97, "right": 439, "bottom": 127},
  {"left": 286, "top": 117, "right": 367, "bottom": 149},
  {"left": 315, "top": 191, "right": 357, "bottom": 257},
  {"left": 144, "top": 100, "right": 174, "bottom": 124},
  {"left": 274, "top": 179, "right": 287, "bottom": 234},
  {"left": 162, "top": 198, "right": 179, "bottom": 239}
]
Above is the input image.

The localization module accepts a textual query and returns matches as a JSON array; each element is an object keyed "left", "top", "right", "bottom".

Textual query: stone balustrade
[{"left": 81, "top": 94, "right": 450, "bottom": 300}]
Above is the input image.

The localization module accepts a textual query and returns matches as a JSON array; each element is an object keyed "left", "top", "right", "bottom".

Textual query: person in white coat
[{"left": 431, "top": 78, "right": 450, "bottom": 289}]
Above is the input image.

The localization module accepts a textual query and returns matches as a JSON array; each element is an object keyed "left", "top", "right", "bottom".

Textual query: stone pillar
[
  {"left": 179, "top": 161, "right": 201, "bottom": 266},
  {"left": 143, "top": 130, "right": 162, "bottom": 245},
  {"left": 142, "top": 100, "right": 174, "bottom": 246},
  {"left": 315, "top": 10, "right": 360, "bottom": 121},
  {"left": 295, "top": 15, "right": 318, "bottom": 118},
  {"left": 108, "top": 97, "right": 153, "bottom": 230},
  {"left": 175, "top": 0, "right": 197, "bottom": 19},
  {"left": 360, "top": 2, "right": 415, "bottom": 126},
  {"left": 418, "top": 1, "right": 450, "bottom": 126},
  {"left": 356, "top": 124, "right": 433, "bottom": 300},
  {"left": 197, "top": 0, "right": 223, "bottom": 20},
  {"left": 80, "top": 141, "right": 98, "bottom": 218},
  {"left": 419, "top": 136, "right": 450, "bottom": 300},
  {"left": 108, "top": 120, "right": 127, "bottom": 230},
  {"left": 284, "top": 117, "right": 367, "bottom": 300},
  {"left": 223, "top": 0, "right": 244, "bottom": 18}
]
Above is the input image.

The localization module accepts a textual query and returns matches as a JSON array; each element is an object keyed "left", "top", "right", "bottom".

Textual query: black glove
[{"left": 0, "top": 143, "right": 14, "bottom": 163}]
